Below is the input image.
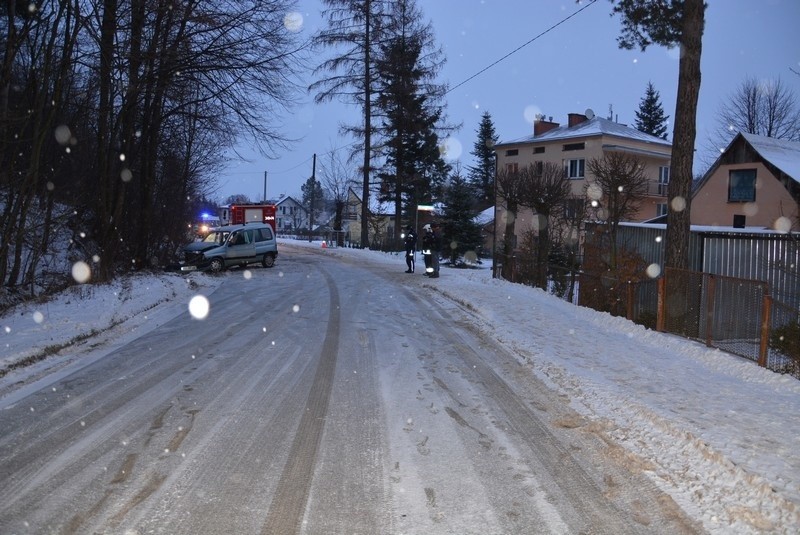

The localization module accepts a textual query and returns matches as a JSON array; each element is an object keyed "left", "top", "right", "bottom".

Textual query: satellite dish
[{"left": 585, "top": 108, "right": 595, "bottom": 120}]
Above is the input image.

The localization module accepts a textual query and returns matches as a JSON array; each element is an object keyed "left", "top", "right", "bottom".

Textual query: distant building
[
  {"left": 338, "top": 188, "right": 398, "bottom": 248},
  {"left": 272, "top": 196, "right": 308, "bottom": 232},
  {"left": 474, "top": 206, "right": 495, "bottom": 257},
  {"left": 494, "top": 111, "right": 672, "bottom": 250},
  {"left": 692, "top": 132, "right": 800, "bottom": 231}
]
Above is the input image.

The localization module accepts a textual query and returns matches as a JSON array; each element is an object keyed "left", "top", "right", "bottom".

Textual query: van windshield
[{"left": 202, "top": 231, "right": 229, "bottom": 244}]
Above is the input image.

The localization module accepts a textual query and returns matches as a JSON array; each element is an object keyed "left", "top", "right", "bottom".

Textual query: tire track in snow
[{"left": 261, "top": 264, "right": 340, "bottom": 534}]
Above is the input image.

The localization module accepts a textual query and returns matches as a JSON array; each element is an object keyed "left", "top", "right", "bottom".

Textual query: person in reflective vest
[{"left": 421, "top": 223, "right": 440, "bottom": 278}]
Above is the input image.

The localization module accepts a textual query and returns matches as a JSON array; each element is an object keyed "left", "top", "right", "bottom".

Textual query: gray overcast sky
[{"left": 217, "top": 0, "right": 800, "bottom": 203}]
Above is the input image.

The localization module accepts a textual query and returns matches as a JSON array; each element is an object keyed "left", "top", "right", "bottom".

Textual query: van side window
[
  {"left": 256, "top": 228, "right": 273, "bottom": 242},
  {"left": 231, "top": 231, "right": 253, "bottom": 245}
]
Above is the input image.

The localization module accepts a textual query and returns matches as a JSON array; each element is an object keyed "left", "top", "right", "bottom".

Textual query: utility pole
[
  {"left": 263, "top": 171, "right": 267, "bottom": 202},
  {"left": 309, "top": 153, "right": 316, "bottom": 242},
  {"left": 361, "top": 0, "right": 372, "bottom": 249}
]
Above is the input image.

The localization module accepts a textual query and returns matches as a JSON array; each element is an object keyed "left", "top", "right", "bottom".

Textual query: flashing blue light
[{"left": 201, "top": 212, "right": 210, "bottom": 220}]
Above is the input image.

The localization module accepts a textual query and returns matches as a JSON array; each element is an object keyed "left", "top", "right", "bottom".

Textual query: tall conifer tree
[
  {"left": 441, "top": 170, "right": 484, "bottom": 265},
  {"left": 374, "top": 0, "right": 450, "bottom": 242},
  {"left": 612, "top": 0, "right": 705, "bottom": 271},
  {"left": 634, "top": 81, "right": 669, "bottom": 139},
  {"left": 467, "top": 111, "right": 498, "bottom": 208},
  {"left": 311, "top": 0, "right": 390, "bottom": 247}
]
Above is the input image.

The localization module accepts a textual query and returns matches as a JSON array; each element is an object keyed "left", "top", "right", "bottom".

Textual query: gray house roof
[
  {"left": 271, "top": 195, "right": 304, "bottom": 209},
  {"left": 694, "top": 132, "right": 800, "bottom": 193},
  {"left": 497, "top": 116, "right": 672, "bottom": 148},
  {"left": 740, "top": 132, "right": 800, "bottom": 183}
]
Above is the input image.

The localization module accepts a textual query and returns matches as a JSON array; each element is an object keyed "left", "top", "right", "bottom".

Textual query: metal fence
[
  {"left": 587, "top": 222, "right": 800, "bottom": 309},
  {"left": 495, "top": 254, "right": 799, "bottom": 380},
  {"left": 660, "top": 268, "right": 770, "bottom": 363},
  {"left": 768, "top": 298, "right": 800, "bottom": 376}
]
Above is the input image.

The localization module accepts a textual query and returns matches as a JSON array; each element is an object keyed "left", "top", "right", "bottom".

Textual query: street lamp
[{"left": 416, "top": 204, "right": 435, "bottom": 234}]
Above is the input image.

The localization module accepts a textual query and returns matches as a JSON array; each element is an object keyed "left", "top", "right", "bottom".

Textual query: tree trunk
[
  {"left": 502, "top": 203, "right": 516, "bottom": 281},
  {"left": 6, "top": 193, "right": 31, "bottom": 287},
  {"left": 665, "top": 0, "right": 703, "bottom": 270},
  {"left": 360, "top": 0, "right": 372, "bottom": 248},
  {"left": 95, "top": 0, "right": 119, "bottom": 282},
  {"left": 536, "top": 221, "right": 550, "bottom": 290}
]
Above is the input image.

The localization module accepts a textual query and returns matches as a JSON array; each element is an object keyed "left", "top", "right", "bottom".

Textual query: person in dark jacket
[
  {"left": 421, "top": 224, "right": 433, "bottom": 274},
  {"left": 429, "top": 221, "right": 441, "bottom": 277},
  {"left": 421, "top": 223, "right": 441, "bottom": 278},
  {"left": 403, "top": 225, "right": 417, "bottom": 273}
]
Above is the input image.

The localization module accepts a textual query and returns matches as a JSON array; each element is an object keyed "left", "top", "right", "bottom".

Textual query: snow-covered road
[
  {"left": 0, "top": 243, "right": 701, "bottom": 534},
  {"left": 1, "top": 240, "right": 798, "bottom": 533}
]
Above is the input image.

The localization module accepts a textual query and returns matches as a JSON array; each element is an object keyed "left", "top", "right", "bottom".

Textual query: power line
[
  {"left": 268, "top": 139, "right": 361, "bottom": 177},
  {"left": 269, "top": 1, "right": 599, "bottom": 174},
  {"left": 446, "top": 0, "right": 599, "bottom": 96},
  {"left": 269, "top": 154, "right": 315, "bottom": 176}
]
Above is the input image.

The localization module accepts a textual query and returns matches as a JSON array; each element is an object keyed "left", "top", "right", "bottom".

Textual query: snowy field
[{"left": 1, "top": 239, "right": 798, "bottom": 534}]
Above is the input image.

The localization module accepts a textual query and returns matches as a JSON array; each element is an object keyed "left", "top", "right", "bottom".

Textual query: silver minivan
[{"left": 180, "top": 222, "right": 278, "bottom": 272}]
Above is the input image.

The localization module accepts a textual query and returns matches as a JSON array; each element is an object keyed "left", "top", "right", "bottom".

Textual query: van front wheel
[
  {"left": 262, "top": 253, "right": 275, "bottom": 268},
  {"left": 209, "top": 257, "right": 225, "bottom": 273}
]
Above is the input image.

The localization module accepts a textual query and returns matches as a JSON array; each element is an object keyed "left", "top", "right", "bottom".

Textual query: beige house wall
[
  {"left": 692, "top": 162, "right": 799, "bottom": 230},
  {"left": 341, "top": 188, "right": 397, "bottom": 247},
  {"left": 494, "top": 119, "right": 671, "bottom": 251},
  {"left": 497, "top": 136, "right": 670, "bottom": 215}
]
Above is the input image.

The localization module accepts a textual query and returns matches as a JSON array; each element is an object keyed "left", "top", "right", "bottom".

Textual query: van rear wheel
[
  {"left": 262, "top": 253, "right": 275, "bottom": 268},
  {"left": 209, "top": 257, "right": 224, "bottom": 273}
]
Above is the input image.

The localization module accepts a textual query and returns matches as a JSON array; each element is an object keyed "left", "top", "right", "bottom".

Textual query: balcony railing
[{"left": 645, "top": 180, "right": 669, "bottom": 197}]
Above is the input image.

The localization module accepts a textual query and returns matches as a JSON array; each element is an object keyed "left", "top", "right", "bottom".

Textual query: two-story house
[
  {"left": 273, "top": 195, "right": 308, "bottom": 233},
  {"left": 692, "top": 132, "right": 800, "bottom": 231},
  {"left": 494, "top": 111, "right": 672, "bottom": 249},
  {"left": 341, "top": 188, "right": 398, "bottom": 247}
]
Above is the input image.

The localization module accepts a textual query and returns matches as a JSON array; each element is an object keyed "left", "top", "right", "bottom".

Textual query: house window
[
  {"left": 563, "top": 142, "right": 585, "bottom": 151},
  {"left": 728, "top": 169, "right": 756, "bottom": 202},
  {"left": 505, "top": 149, "right": 518, "bottom": 156},
  {"left": 658, "top": 166, "right": 670, "bottom": 195},
  {"left": 656, "top": 203, "right": 668, "bottom": 217},
  {"left": 506, "top": 162, "right": 518, "bottom": 174},
  {"left": 533, "top": 161, "right": 543, "bottom": 175},
  {"left": 566, "top": 158, "right": 584, "bottom": 179},
  {"left": 533, "top": 146, "right": 545, "bottom": 154},
  {"left": 564, "top": 198, "right": 584, "bottom": 220}
]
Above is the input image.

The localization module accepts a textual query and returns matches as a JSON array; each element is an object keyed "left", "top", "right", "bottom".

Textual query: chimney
[
  {"left": 534, "top": 117, "right": 559, "bottom": 137},
  {"left": 568, "top": 113, "right": 589, "bottom": 127}
]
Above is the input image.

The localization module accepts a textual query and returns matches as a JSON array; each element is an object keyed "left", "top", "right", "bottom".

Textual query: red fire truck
[{"left": 220, "top": 204, "right": 277, "bottom": 232}]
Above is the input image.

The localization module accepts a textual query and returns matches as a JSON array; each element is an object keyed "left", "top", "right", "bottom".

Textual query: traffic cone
[{"left": 321, "top": 241, "right": 327, "bottom": 248}]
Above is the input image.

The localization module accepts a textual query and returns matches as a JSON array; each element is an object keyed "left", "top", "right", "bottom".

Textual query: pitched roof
[
  {"left": 695, "top": 133, "right": 800, "bottom": 193},
  {"left": 273, "top": 195, "right": 303, "bottom": 207},
  {"left": 741, "top": 132, "right": 800, "bottom": 182},
  {"left": 474, "top": 206, "right": 494, "bottom": 226},
  {"left": 498, "top": 116, "right": 672, "bottom": 148}
]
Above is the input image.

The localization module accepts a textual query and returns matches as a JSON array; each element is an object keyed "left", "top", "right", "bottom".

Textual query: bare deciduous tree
[
  {"left": 494, "top": 166, "right": 527, "bottom": 280},
  {"left": 0, "top": 0, "right": 81, "bottom": 287},
  {"left": 587, "top": 152, "right": 650, "bottom": 269},
  {"left": 518, "top": 162, "right": 571, "bottom": 289},
  {"left": 704, "top": 76, "right": 800, "bottom": 167},
  {"left": 0, "top": 0, "right": 307, "bottom": 288},
  {"left": 320, "top": 146, "right": 358, "bottom": 246}
]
